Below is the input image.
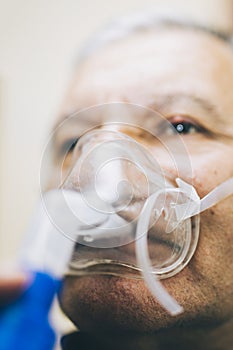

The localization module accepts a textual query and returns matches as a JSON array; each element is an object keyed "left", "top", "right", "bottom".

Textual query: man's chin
[{"left": 59, "top": 274, "right": 180, "bottom": 332}]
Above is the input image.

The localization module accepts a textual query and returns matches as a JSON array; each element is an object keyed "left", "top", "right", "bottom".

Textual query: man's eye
[
  {"left": 60, "top": 138, "right": 79, "bottom": 155},
  {"left": 166, "top": 116, "right": 206, "bottom": 135},
  {"left": 171, "top": 121, "right": 198, "bottom": 134}
]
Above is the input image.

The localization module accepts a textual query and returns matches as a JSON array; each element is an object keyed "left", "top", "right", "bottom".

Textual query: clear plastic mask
[
  {"left": 38, "top": 103, "right": 233, "bottom": 315},
  {"left": 61, "top": 128, "right": 200, "bottom": 281}
]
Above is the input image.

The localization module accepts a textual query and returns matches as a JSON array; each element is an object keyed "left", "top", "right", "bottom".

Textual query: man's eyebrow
[
  {"left": 148, "top": 93, "right": 223, "bottom": 123},
  {"left": 52, "top": 112, "right": 97, "bottom": 134},
  {"left": 53, "top": 93, "right": 224, "bottom": 135}
]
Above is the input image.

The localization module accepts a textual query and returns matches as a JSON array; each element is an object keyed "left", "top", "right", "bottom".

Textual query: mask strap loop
[
  {"left": 136, "top": 191, "right": 184, "bottom": 316},
  {"left": 136, "top": 177, "right": 233, "bottom": 315}
]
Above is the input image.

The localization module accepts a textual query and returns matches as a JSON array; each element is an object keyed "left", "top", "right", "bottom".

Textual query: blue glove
[{"left": 0, "top": 272, "right": 59, "bottom": 350}]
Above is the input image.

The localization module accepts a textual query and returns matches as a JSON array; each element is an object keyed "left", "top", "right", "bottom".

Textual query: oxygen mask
[{"left": 39, "top": 103, "right": 233, "bottom": 314}]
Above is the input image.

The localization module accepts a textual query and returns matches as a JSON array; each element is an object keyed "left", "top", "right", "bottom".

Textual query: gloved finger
[{"left": 0, "top": 272, "right": 31, "bottom": 308}]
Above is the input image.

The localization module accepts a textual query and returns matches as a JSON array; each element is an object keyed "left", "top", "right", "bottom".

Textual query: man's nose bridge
[
  {"left": 100, "top": 123, "right": 166, "bottom": 161},
  {"left": 65, "top": 128, "right": 151, "bottom": 204},
  {"left": 87, "top": 137, "right": 146, "bottom": 201}
]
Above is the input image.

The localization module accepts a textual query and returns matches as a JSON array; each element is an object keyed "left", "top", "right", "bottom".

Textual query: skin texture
[{"left": 51, "top": 28, "right": 233, "bottom": 347}]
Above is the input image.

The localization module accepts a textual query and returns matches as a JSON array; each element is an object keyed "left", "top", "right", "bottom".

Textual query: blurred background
[{"left": 0, "top": 0, "right": 232, "bottom": 275}]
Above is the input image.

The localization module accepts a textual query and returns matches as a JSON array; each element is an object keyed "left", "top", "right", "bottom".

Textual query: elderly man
[{"left": 2, "top": 15, "right": 233, "bottom": 350}]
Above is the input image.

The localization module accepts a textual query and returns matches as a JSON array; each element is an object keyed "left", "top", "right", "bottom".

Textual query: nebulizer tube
[{"left": 0, "top": 187, "right": 113, "bottom": 350}]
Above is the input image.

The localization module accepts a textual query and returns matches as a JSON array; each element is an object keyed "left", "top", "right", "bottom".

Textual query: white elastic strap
[
  {"left": 200, "top": 177, "right": 233, "bottom": 213},
  {"left": 136, "top": 191, "right": 183, "bottom": 316},
  {"left": 175, "top": 177, "right": 233, "bottom": 221}
]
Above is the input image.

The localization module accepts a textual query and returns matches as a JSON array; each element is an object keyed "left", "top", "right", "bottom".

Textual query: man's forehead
[
  {"left": 79, "top": 27, "right": 233, "bottom": 69},
  {"left": 67, "top": 28, "right": 233, "bottom": 101},
  {"left": 56, "top": 28, "right": 233, "bottom": 136}
]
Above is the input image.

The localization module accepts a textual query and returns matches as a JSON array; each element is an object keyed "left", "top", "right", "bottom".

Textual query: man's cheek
[
  {"left": 189, "top": 159, "right": 232, "bottom": 197},
  {"left": 191, "top": 201, "right": 233, "bottom": 284}
]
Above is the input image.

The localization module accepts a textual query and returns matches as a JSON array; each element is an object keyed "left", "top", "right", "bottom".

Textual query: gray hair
[{"left": 77, "top": 12, "right": 233, "bottom": 63}]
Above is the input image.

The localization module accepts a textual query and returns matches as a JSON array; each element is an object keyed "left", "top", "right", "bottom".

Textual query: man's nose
[{"left": 64, "top": 127, "right": 151, "bottom": 204}]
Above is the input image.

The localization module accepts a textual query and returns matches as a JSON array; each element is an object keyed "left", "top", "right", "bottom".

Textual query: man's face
[{"left": 52, "top": 28, "right": 233, "bottom": 332}]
